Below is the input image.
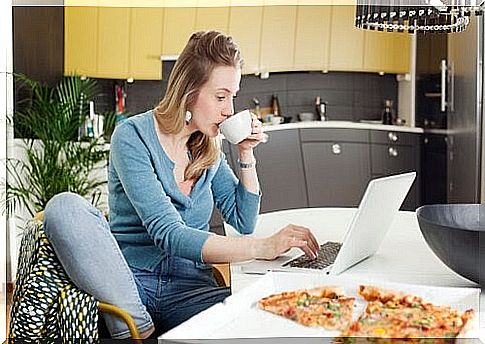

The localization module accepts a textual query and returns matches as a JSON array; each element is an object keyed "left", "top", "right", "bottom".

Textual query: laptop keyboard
[{"left": 282, "top": 241, "right": 343, "bottom": 270}]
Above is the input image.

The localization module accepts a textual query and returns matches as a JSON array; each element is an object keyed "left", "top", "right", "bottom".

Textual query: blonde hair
[{"left": 154, "top": 31, "right": 243, "bottom": 181}]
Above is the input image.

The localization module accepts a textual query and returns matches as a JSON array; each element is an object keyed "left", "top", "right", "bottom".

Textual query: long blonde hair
[{"left": 154, "top": 31, "right": 243, "bottom": 180}]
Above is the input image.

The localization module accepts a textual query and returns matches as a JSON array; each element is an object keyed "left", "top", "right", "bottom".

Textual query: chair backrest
[
  {"left": 9, "top": 218, "right": 100, "bottom": 339},
  {"left": 10, "top": 214, "right": 142, "bottom": 340}
]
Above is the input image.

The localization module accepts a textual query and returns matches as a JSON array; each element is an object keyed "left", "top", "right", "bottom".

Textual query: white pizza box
[{"left": 161, "top": 271, "right": 480, "bottom": 340}]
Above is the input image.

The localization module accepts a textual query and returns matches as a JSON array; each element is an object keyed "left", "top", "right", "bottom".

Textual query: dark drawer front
[
  {"left": 371, "top": 144, "right": 416, "bottom": 175},
  {"left": 370, "top": 130, "right": 418, "bottom": 146},
  {"left": 300, "top": 128, "right": 369, "bottom": 143}
]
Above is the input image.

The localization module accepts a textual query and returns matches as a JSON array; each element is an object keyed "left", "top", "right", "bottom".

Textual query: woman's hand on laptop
[{"left": 254, "top": 224, "right": 319, "bottom": 261}]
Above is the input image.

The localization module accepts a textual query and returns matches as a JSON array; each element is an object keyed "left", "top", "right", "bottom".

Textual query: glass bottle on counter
[
  {"left": 382, "top": 99, "right": 395, "bottom": 125},
  {"left": 271, "top": 94, "right": 281, "bottom": 117}
]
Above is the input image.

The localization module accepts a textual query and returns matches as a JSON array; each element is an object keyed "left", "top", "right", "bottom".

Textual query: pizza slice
[
  {"left": 341, "top": 285, "right": 475, "bottom": 340},
  {"left": 258, "top": 286, "right": 355, "bottom": 330}
]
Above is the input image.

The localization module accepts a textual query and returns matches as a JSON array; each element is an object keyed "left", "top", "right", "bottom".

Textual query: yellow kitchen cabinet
[
  {"left": 129, "top": 7, "right": 164, "bottom": 80},
  {"left": 228, "top": 6, "right": 263, "bottom": 75},
  {"left": 195, "top": 7, "right": 230, "bottom": 33},
  {"left": 293, "top": 5, "right": 332, "bottom": 71},
  {"left": 162, "top": 7, "right": 197, "bottom": 56},
  {"left": 64, "top": 6, "right": 98, "bottom": 77},
  {"left": 198, "top": 0, "right": 231, "bottom": 6},
  {"left": 230, "top": 0, "right": 264, "bottom": 5},
  {"left": 364, "top": 31, "right": 410, "bottom": 74},
  {"left": 363, "top": 30, "right": 388, "bottom": 73},
  {"left": 328, "top": 5, "right": 364, "bottom": 71},
  {"left": 387, "top": 32, "right": 410, "bottom": 74},
  {"left": 260, "top": 5, "right": 297, "bottom": 73},
  {"left": 96, "top": 7, "right": 130, "bottom": 79}
]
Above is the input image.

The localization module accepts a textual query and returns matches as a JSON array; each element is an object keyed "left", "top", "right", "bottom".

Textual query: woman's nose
[{"left": 222, "top": 99, "right": 234, "bottom": 117}]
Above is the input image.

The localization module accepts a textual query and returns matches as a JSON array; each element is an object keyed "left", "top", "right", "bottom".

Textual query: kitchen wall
[{"left": 95, "top": 61, "right": 398, "bottom": 123}]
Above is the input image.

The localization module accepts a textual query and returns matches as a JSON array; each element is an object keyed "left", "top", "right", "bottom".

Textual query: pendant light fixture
[{"left": 355, "top": 0, "right": 484, "bottom": 33}]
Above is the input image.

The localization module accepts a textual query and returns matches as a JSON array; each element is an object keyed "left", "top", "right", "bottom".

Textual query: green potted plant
[{"left": 3, "top": 74, "right": 114, "bottom": 218}]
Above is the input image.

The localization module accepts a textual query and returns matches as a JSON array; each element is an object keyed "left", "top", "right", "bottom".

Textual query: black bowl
[{"left": 416, "top": 204, "right": 485, "bottom": 285}]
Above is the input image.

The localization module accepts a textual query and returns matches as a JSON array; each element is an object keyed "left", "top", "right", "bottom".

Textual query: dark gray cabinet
[
  {"left": 251, "top": 129, "right": 308, "bottom": 213},
  {"left": 301, "top": 129, "right": 371, "bottom": 207},
  {"left": 370, "top": 130, "right": 421, "bottom": 210},
  {"left": 209, "top": 140, "right": 234, "bottom": 235},
  {"left": 210, "top": 127, "right": 422, "bottom": 234},
  {"left": 421, "top": 133, "right": 447, "bottom": 205}
]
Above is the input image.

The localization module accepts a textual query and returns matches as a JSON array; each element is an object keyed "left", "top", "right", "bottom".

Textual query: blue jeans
[
  {"left": 43, "top": 192, "right": 231, "bottom": 337},
  {"left": 43, "top": 192, "right": 154, "bottom": 339},
  {"left": 132, "top": 254, "right": 231, "bottom": 334}
]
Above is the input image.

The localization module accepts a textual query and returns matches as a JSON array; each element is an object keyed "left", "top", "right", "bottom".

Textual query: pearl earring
[{"left": 185, "top": 110, "right": 192, "bottom": 125}]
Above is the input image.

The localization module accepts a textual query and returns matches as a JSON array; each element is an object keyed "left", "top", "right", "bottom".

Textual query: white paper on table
[{"left": 162, "top": 271, "right": 480, "bottom": 340}]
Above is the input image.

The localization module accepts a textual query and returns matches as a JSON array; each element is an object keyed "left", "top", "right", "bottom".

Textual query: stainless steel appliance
[{"left": 446, "top": 15, "right": 485, "bottom": 203}]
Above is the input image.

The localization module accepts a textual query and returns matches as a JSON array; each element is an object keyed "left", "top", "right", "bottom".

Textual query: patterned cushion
[{"left": 9, "top": 219, "right": 100, "bottom": 340}]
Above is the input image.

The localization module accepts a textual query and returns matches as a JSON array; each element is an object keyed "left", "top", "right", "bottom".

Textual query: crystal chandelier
[{"left": 355, "top": 0, "right": 484, "bottom": 33}]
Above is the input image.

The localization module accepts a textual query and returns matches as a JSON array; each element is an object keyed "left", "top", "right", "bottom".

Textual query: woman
[{"left": 44, "top": 31, "right": 319, "bottom": 339}]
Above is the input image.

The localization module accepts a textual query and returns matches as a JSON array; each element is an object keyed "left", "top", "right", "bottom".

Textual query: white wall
[{"left": 1, "top": 0, "right": 13, "bottom": 341}]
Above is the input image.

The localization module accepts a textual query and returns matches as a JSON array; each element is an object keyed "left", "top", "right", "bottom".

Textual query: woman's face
[{"left": 189, "top": 65, "right": 241, "bottom": 137}]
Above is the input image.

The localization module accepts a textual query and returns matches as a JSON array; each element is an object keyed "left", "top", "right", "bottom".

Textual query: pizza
[
  {"left": 258, "top": 285, "right": 475, "bottom": 340},
  {"left": 258, "top": 286, "right": 355, "bottom": 330},
  {"left": 340, "top": 285, "right": 475, "bottom": 339}
]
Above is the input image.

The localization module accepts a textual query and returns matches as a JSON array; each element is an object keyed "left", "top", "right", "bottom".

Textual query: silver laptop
[{"left": 240, "top": 171, "right": 416, "bottom": 275}]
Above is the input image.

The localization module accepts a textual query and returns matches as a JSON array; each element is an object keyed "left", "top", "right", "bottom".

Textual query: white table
[{"left": 162, "top": 208, "right": 483, "bottom": 341}]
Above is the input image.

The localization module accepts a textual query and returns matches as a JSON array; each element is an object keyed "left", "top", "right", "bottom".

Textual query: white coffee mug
[{"left": 220, "top": 109, "right": 252, "bottom": 144}]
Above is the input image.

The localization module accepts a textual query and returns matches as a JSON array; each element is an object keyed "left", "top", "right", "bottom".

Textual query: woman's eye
[
  {"left": 217, "top": 96, "right": 225, "bottom": 101},
  {"left": 232, "top": 94, "right": 238, "bottom": 99}
]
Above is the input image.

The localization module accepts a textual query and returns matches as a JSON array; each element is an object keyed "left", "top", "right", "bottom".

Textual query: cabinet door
[
  {"left": 64, "top": 7, "right": 98, "bottom": 77},
  {"left": 96, "top": 7, "right": 130, "bottom": 79},
  {"left": 421, "top": 134, "right": 447, "bottom": 205},
  {"left": 228, "top": 6, "right": 263, "bottom": 75},
  {"left": 195, "top": 6, "right": 230, "bottom": 33},
  {"left": 363, "top": 31, "right": 411, "bottom": 74},
  {"left": 293, "top": 5, "right": 332, "bottom": 71},
  {"left": 241, "top": 130, "right": 308, "bottom": 213},
  {"left": 370, "top": 131, "right": 421, "bottom": 210},
  {"left": 259, "top": 6, "right": 297, "bottom": 73},
  {"left": 302, "top": 141, "right": 371, "bottom": 207},
  {"left": 210, "top": 140, "right": 235, "bottom": 234},
  {"left": 328, "top": 5, "right": 364, "bottom": 72},
  {"left": 162, "top": 7, "right": 197, "bottom": 56},
  {"left": 129, "top": 7, "right": 164, "bottom": 80},
  {"left": 387, "top": 32, "right": 410, "bottom": 74},
  {"left": 370, "top": 144, "right": 416, "bottom": 175},
  {"left": 363, "top": 30, "right": 388, "bottom": 73}
]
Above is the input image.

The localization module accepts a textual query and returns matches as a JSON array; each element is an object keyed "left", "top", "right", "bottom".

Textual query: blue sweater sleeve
[
  {"left": 211, "top": 152, "right": 261, "bottom": 235},
  {"left": 110, "top": 124, "right": 210, "bottom": 262}
]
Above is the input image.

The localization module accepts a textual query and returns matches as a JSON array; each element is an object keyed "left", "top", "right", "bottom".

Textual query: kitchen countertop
[{"left": 262, "top": 120, "right": 424, "bottom": 134}]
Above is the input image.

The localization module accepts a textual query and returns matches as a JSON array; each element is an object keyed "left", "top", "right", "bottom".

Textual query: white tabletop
[
  {"left": 162, "top": 208, "right": 483, "bottom": 341},
  {"left": 230, "top": 207, "right": 478, "bottom": 290}
]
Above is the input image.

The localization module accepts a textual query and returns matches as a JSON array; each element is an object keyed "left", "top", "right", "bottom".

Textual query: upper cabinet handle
[{"left": 388, "top": 132, "right": 398, "bottom": 142}]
